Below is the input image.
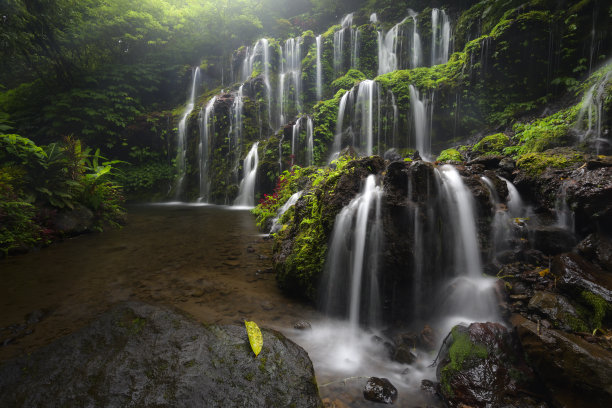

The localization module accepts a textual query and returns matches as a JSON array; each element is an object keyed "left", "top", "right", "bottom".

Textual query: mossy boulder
[
  {"left": 0, "top": 301, "right": 322, "bottom": 407},
  {"left": 515, "top": 148, "right": 583, "bottom": 176},
  {"left": 472, "top": 133, "right": 509, "bottom": 156},
  {"left": 437, "top": 148, "right": 463, "bottom": 162},
  {"left": 436, "top": 323, "right": 543, "bottom": 408}
]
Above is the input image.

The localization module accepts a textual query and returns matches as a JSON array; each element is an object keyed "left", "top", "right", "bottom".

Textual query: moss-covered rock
[
  {"left": 515, "top": 148, "right": 583, "bottom": 176},
  {"left": 437, "top": 148, "right": 463, "bottom": 162},
  {"left": 472, "top": 133, "right": 509, "bottom": 156},
  {"left": 436, "top": 322, "right": 543, "bottom": 408}
]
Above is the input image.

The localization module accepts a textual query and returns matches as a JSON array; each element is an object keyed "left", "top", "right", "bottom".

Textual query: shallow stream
[{"left": 0, "top": 204, "right": 440, "bottom": 407}]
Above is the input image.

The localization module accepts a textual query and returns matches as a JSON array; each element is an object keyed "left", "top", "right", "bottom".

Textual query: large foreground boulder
[
  {"left": 0, "top": 301, "right": 322, "bottom": 408},
  {"left": 435, "top": 322, "right": 544, "bottom": 408}
]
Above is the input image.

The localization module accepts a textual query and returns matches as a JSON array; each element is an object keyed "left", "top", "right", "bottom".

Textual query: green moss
[
  {"left": 472, "top": 133, "right": 509, "bottom": 156},
  {"left": 440, "top": 326, "right": 489, "bottom": 396},
  {"left": 515, "top": 149, "right": 583, "bottom": 176},
  {"left": 331, "top": 69, "right": 366, "bottom": 92},
  {"left": 580, "top": 291, "right": 611, "bottom": 330},
  {"left": 437, "top": 148, "right": 463, "bottom": 162}
]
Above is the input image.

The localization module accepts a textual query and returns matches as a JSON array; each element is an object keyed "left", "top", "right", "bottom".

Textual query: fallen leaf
[{"left": 245, "top": 320, "right": 263, "bottom": 357}]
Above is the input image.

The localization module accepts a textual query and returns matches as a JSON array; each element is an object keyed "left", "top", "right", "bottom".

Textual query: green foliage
[
  {"left": 437, "top": 148, "right": 463, "bottom": 162},
  {"left": 0, "top": 134, "right": 125, "bottom": 252},
  {"left": 515, "top": 149, "right": 583, "bottom": 176},
  {"left": 120, "top": 161, "right": 174, "bottom": 196},
  {"left": 506, "top": 106, "right": 578, "bottom": 157},
  {"left": 472, "top": 133, "right": 509, "bottom": 156},
  {"left": 331, "top": 69, "right": 366, "bottom": 93}
]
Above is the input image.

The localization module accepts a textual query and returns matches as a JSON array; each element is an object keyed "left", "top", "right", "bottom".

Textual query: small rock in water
[
  {"left": 419, "top": 324, "right": 437, "bottom": 351},
  {"left": 294, "top": 320, "right": 312, "bottom": 330},
  {"left": 420, "top": 379, "right": 437, "bottom": 395},
  {"left": 363, "top": 377, "right": 398, "bottom": 404},
  {"left": 392, "top": 344, "right": 416, "bottom": 364}
]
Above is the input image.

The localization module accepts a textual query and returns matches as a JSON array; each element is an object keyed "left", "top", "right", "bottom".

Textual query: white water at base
[
  {"left": 286, "top": 319, "right": 437, "bottom": 406},
  {"left": 234, "top": 142, "right": 259, "bottom": 208},
  {"left": 175, "top": 67, "right": 201, "bottom": 199}
]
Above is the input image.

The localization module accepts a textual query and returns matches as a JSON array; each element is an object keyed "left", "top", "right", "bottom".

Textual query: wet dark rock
[
  {"left": 436, "top": 322, "right": 543, "bottom": 408},
  {"left": 419, "top": 324, "right": 437, "bottom": 351},
  {"left": 412, "top": 150, "right": 422, "bottom": 161},
  {"left": 577, "top": 233, "right": 612, "bottom": 272},
  {"left": 0, "top": 301, "right": 321, "bottom": 408},
  {"left": 552, "top": 252, "right": 612, "bottom": 303},
  {"left": 467, "top": 155, "right": 504, "bottom": 169},
  {"left": 52, "top": 206, "right": 94, "bottom": 235},
  {"left": 294, "top": 320, "right": 312, "bottom": 330},
  {"left": 363, "top": 377, "right": 398, "bottom": 404},
  {"left": 392, "top": 344, "right": 416, "bottom": 364},
  {"left": 383, "top": 148, "right": 401, "bottom": 162},
  {"left": 530, "top": 225, "right": 576, "bottom": 255},
  {"left": 527, "top": 291, "right": 587, "bottom": 332},
  {"left": 511, "top": 313, "right": 612, "bottom": 407},
  {"left": 420, "top": 379, "right": 437, "bottom": 395},
  {"left": 566, "top": 166, "right": 612, "bottom": 234},
  {"left": 499, "top": 157, "right": 516, "bottom": 172}
]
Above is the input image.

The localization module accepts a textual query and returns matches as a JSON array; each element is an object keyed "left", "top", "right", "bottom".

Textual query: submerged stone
[{"left": 363, "top": 377, "right": 398, "bottom": 404}]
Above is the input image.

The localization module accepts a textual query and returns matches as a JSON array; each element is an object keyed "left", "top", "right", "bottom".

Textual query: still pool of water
[{"left": 0, "top": 204, "right": 440, "bottom": 407}]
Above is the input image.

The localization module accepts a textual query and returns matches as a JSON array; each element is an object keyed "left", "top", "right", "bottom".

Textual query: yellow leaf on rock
[
  {"left": 538, "top": 268, "right": 550, "bottom": 277},
  {"left": 245, "top": 320, "right": 263, "bottom": 357}
]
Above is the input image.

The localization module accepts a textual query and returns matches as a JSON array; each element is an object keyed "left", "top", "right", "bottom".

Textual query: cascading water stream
[
  {"left": 198, "top": 96, "right": 216, "bottom": 201},
  {"left": 230, "top": 85, "right": 244, "bottom": 185},
  {"left": 306, "top": 116, "right": 314, "bottom": 166},
  {"left": 291, "top": 117, "right": 301, "bottom": 167},
  {"left": 174, "top": 67, "right": 201, "bottom": 199},
  {"left": 408, "top": 10, "right": 422, "bottom": 69},
  {"left": 279, "top": 37, "right": 303, "bottom": 126},
  {"left": 431, "top": 8, "right": 451, "bottom": 65},
  {"left": 334, "top": 13, "right": 354, "bottom": 76},
  {"left": 355, "top": 80, "right": 376, "bottom": 155},
  {"left": 501, "top": 177, "right": 527, "bottom": 218},
  {"left": 270, "top": 191, "right": 303, "bottom": 234},
  {"left": 378, "top": 18, "right": 407, "bottom": 75},
  {"left": 409, "top": 85, "right": 432, "bottom": 159},
  {"left": 575, "top": 66, "right": 611, "bottom": 152},
  {"left": 234, "top": 142, "right": 259, "bottom": 208},
  {"left": 321, "top": 174, "right": 383, "bottom": 328},
  {"left": 332, "top": 91, "right": 351, "bottom": 160},
  {"left": 315, "top": 35, "right": 323, "bottom": 101},
  {"left": 482, "top": 176, "right": 512, "bottom": 256},
  {"left": 436, "top": 166, "right": 499, "bottom": 333}
]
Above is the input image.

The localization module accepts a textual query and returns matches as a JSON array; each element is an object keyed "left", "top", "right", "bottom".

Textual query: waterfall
[
  {"left": 306, "top": 116, "right": 314, "bottom": 166},
  {"left": 316, "top": 35, "right": 323, "bottom": 101},
  {"left": 575, "top": 66, "right": 611, "bottom": 152},
  {"left": 431, "top": 8, "right": 451, "bottom": 65},
  {"left": 332, "top": 91, "right": 351, "bottom": 159},
  {"left": 321, "top": 175, "right": 383, "bottom": 327},
  {"left": 230, "top": 85, "right": 244, "bottom": 185},
  {"left": 378, "top": 18, "right": 407, "bottom": 75},
  {"left": 409, "top": 85, "right": 431, "bottom": 159},
  {"left": 355, "top": 80, "right": 376, "bottom": 155},
  {"left": 555, "top": 181, "right": 575, "bottom": 232},
  {"left": 501, "top": 177, "right": 526, "bottom": 218},
  {"left": 198, "top": 96, "right": 216, "bottom": 201},
  {"left": 351, "top": 28, "right": 360, "bottom": 70},
  {"left": 291, "top": 117, "right": 301, "bottom": 167},
  {"left": 242, "top": 39, "right": 272, "bottom": 129},
  {"left": 408, "top": 10, "right": 422, "bottom": 69},
  {"left": 270, "top": 191, "right": 303, "bottom": 234},
  {"left": 334, "top": 13, "right": 354, "bottom": 75},
  {"left": 370, "top": 13, "right": 378, "bottom": 23},
  {"left": 174, "top": 67, "right": 201, "bottom": 199},
  {"left": 279, "top": 37, "right": 303, "bottom": 126},
  {"left": 436, "top": 166, "right": 498, "bottom": 331},
  {"left": 482, "top": 176, "right": 512, "bottom": 256},
  {"left": 234, "top": 142, "right": 259, "bottom": 208}
]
